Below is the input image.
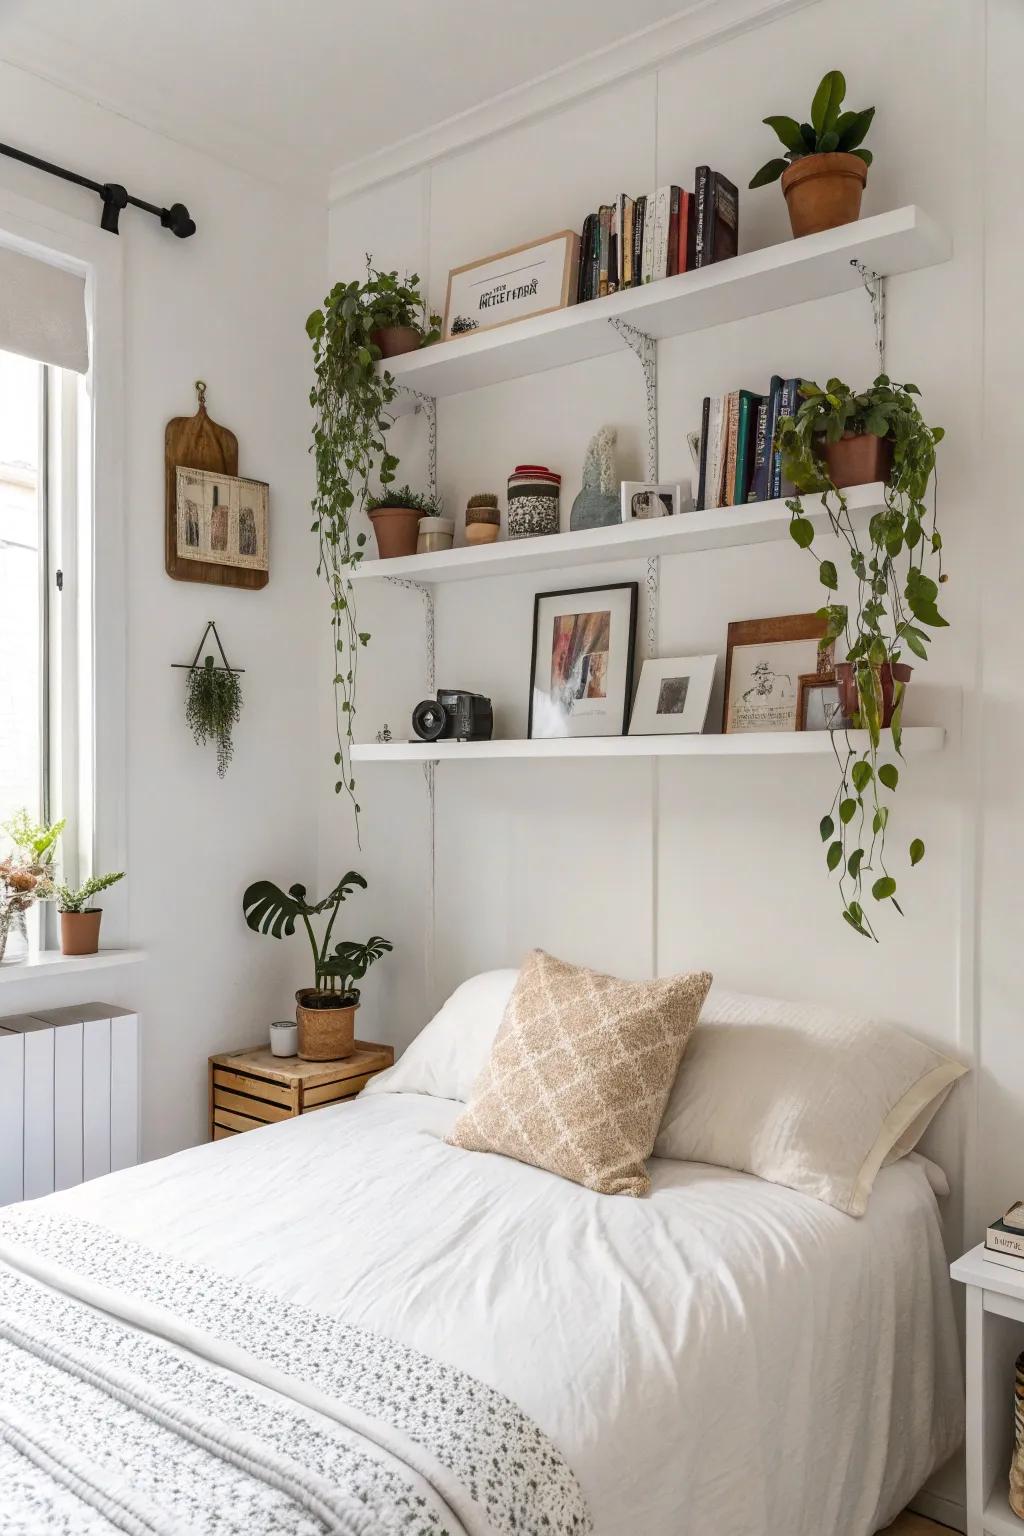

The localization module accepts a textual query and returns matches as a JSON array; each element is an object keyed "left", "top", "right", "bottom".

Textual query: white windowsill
[{"left": 0, "top": 949, "right": 147, "bottom": 983}]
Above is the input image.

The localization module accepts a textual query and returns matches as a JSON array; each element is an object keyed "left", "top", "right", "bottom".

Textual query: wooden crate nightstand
[{"left": 208, "top": 1041, "right": 394, "bottom": 1140}]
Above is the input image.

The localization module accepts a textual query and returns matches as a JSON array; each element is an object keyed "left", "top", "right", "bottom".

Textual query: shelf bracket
[
  {"left": 609, "top": 317, "right": 660, "bottom": 657},
  {"left": 397, "top": 387, "right": 438, "bottom": 502},
  {"left": 850, "top": 260, "right": 886, "bottom": 375}
]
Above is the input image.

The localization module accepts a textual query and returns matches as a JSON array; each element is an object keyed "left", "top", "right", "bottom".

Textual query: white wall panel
[
  {"left": 52, "top": 1017, "right": 83, "bottom": 1192},
  {"left": 0, "top": 1027, "right": 24, "bottom": 1205}
]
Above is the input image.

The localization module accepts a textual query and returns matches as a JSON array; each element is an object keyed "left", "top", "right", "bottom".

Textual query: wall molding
[{"left": 328, "top": 0, "right": 822, "bottom": 205}]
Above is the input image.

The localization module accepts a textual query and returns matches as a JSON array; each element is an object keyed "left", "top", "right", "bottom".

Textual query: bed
[{"left": 0, "top": 1085, "right": 963, "bottom": 1536}]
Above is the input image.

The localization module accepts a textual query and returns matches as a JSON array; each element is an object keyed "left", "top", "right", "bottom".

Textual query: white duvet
[{"left": 30, "top": 1090, "right": 962, "bottom": 1536}]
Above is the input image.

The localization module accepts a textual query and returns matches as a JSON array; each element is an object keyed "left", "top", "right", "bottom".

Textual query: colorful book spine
[
  {"left": 641, "top": 190, "right": 656, "bottom": 283},
  {"left": 709, "top": 394, "right": 729, "bottom": 509},
  {"left": 733, "top": 390, "right": 760, "bottom": 505},
  {"left": 747, "top": 397, "right": 769, "bottom": 502},
  {"left": 754, "top": 376, "right": 784, "bottom": 502},
  {"left": 577, "top": 214, "right": 596, "bottom": 302},
  {"left": 771, "top": 377, "right": 802, "bottom": 498},
  {"left": 677, "top": 190, "right": 692, "bottom": 274},
  {"left": 707, "top": 172, "right": 739, "bottom": 264},
  {"left": 666, "top": 186, "right": 681, "bottom": 277},
  {"left": 598, "top": 205, "right": 612, "bottom": 297},
  {"left": 622, "top": 197, "right": 634, "bottom": 289},
  {"left": 693, "top": 167, "right": 710, "bottom": 269},
  {"left": 723, "top": 390, "right": 741, "bottom": 507},
  {"left": 609, "top": 204, "right": 619, "bottom": 294},
  {"left": 632, "top": 196, "right": 645, "bottom": 288},
  {"left": 696, "top": 396, "right": 711, "bottom": 511}
]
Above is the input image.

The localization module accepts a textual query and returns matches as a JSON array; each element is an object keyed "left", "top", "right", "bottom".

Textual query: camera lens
[{"left": 412, "top": 699, "right": 447, "bottom": 741}]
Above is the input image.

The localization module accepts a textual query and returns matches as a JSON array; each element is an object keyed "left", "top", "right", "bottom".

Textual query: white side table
[{"left": 951, "top": 1244, "right": 1024, "bottom": 1535}]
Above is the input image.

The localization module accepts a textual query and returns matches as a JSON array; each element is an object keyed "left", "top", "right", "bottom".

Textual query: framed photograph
[
  {"left": 723, "top": 613, "right": 832, "bottom": 734},
  {"left": 443, "top": 231, "right": 580, "bottom": 341},
  {"left": 628, "top": 655, "right": 717, "bottom": 736},
  {"left": 620, "top": 481, "right": 681, "bottom": 521},
  {"left": 797, "top": 673, "right": 853, "bottom": 732},
  {"left": 529, "top": 582, "right": 638, "bottom": 739},
  {"left": 175, "top": 467, "right": 269, "bottom": 574}
]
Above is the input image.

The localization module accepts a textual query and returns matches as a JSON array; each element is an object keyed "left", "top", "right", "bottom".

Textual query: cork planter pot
[
  {"left": 295, "top": 988, "right": 359, "bottom": 1061},
  {"left": 370, "top": 325, "right": 421, "bottom": 359},
  {"left": 368, "top": 506, "right": 421, "bottom": 559},
  {"left": 782, "top": 152, "right": 867, "bottom": 238},
  {"left": 834, "top": 661, "right": 913, "bottom": 729},
  {"left": 60, "top": 909, "right": 103, "bottom": 956},
  {"left": 821, "top": 430, "right": 894, "bottom": 490}
]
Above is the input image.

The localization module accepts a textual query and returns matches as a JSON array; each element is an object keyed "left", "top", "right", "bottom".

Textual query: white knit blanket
[{"left": 0, "top": 1209, "right": 591, "bottom": 1536}]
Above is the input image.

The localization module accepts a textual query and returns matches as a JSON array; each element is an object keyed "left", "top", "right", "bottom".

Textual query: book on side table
[{"left": 984, "top": 1202, "right": 1024, "bottom": 1271}]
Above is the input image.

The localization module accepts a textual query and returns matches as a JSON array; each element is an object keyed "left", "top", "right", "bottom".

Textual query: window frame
[{"left": 0, "top": 187, "right": 127, "bottom": 948}]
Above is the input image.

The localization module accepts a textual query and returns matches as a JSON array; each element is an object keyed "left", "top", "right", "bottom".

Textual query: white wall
[
  {"left": 327, "top": 0, "right": 1004, "bottom": 1252},
  {"left": 0, "top": 62, "right": 325, "bottom": 1157}
]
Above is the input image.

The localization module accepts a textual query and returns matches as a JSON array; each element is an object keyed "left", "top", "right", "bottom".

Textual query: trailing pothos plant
[
  {"left": 777, "top": 375, "right": 946, "bottom": 940},
  {"left": 306, "top": 258, "right": 440, "bottom": 836}
]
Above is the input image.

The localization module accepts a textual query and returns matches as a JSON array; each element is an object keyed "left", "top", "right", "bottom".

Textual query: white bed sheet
[{"left": 39, "top": 1090, "right": 963, "bottom": 1536}]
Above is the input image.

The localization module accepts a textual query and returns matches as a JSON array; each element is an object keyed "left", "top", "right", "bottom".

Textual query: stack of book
[
  {"left": 695, "top": 375, "right": 803, "bottom": 512},
  {"left": 985, "top": 1203, "right": 1024, "bottom": 1272},
  {"left": 577, "top": 168, "right": 738, "bottom": 302}
]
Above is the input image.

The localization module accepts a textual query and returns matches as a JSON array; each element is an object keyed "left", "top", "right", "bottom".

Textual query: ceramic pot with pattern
[{"left": 507, "top": 465, "right": 560, "bottom": 539}]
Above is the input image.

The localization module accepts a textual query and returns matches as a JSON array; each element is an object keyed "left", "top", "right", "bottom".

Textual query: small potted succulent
[
  {"left": 56, "top": 872, "right": 126, "bottom": 956},
  {"left": 749, "top": 70, "right": 874, "bottom": 238},
  {"left": 366, "top": 485, "right": 445, "bottom": 559},
  {"left": 243, "top": 870, "right": 392, "bottom": 1060}
]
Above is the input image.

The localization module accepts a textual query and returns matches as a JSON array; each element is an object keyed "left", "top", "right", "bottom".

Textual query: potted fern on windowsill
[{"left": 56, "top": 872, "right": 126, "bottom": 956}]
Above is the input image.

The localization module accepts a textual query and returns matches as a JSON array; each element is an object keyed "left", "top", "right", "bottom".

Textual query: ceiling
[{"left": 0, "top": 0, "right": 705, "bottom": 197}]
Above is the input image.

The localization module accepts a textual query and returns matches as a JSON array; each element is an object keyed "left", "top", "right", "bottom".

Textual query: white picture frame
[
  {"left": 628, "top": 655, "right": 717, "bottom": 736},
  {"left": 620, "top": 481, "right": 681, "bottom": 521},
  {"left": 443, "top": 231, "right": 580, "bottom": 341}
]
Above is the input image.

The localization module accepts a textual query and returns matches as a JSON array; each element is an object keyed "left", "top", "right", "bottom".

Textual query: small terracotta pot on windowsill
[{"left": 60, "top": 909, "right": 103, "bottom": 956}]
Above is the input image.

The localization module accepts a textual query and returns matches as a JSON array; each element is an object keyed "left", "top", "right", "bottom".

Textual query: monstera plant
[{"left": 243, "top": 870, "right": 392, "bottom": 1060}]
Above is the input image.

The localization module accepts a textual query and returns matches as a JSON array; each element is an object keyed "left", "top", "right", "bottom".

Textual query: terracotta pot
[
  {"left": 295, "top": 988, "right": 358, "bottom": 1061},
  {"left": 821, "top": 431, "right": 893, "bottom": 490},
  {"left": 60, "top": 909, "right": 103, "bottom": 956},
  {"left": 368, "top": 506, "right": 421, "bottom": 558},
  {"left": 834, "top": 662, "right": 913, "bottom": 728},
  {"left": 371, "top": 325, "right": 421, "bottom": 359},
  {"left": 782, "top": 152, "right": 867, "bottom": 238}
]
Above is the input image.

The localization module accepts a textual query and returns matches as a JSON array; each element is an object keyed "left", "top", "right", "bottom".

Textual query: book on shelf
[
  {"left": 598, "top": 205, "right": 612, "bottom": 297},
  {"left": 771, "top": 377, "right": 803, "bottom": 499},
  {"left": 985, "top": 1209, "right": 1024, "bottom": 1271},
  {"left": 577, "top": 213, "right": 597, "bottom": 303},
  {"left": 621, "top": 195, "right": 635, "bottom": 290},
  {"left": 693, "top": 167, "right": 739, "bottom": 269},
  {"left": 723, "top": 389, "right": 741, "bottom": 508},
  {"left": 632, "top": 195, "right": 646, "bottom": 289},
  {"left": 695, "top": 396, "right": 712, "bottom": 511},
  {"left": 575, "top": 169, "right": 732, "bottom": 302},
  {"left": 747, "top": 397, "right": 770, "bottom": 503},
  {"left": 733, "top": 389, "right": 762, "bottom": 506},
  {"left": 696, "top": 376, "right": 802, "bottom": 510}
]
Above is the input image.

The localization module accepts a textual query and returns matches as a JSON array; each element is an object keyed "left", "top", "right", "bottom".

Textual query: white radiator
[{"left": 0, "top": 1002, "right": 139, "bottom": 1206}]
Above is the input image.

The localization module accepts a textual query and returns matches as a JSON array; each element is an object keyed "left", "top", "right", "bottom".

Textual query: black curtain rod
[{"left": 0, "top": 140, "right": 195, "bottom": 238}]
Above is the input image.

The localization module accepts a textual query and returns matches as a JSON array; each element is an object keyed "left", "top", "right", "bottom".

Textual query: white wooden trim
[
  {"left": 0, "top": 188, "right": 127, "bottom": 942},
  {"left": 328, "top": 0, "right": 823, "bottom": 202}
]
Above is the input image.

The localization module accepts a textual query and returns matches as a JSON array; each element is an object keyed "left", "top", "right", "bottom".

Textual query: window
[{"left": 0, "top": 345, "right": 88, "bottom": 915}]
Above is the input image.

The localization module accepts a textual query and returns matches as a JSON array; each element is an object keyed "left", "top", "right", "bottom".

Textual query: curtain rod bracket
[{"left": 0, "top": 140, "right": 196, "bottom": 239}]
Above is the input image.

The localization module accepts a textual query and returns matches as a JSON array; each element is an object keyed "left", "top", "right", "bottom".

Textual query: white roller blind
[{"left": 0, "top": 243, "right": 88, "bottom": 373}]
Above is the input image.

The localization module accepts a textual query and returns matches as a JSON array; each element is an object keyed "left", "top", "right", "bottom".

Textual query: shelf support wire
[
  {"left": 398, "top": 387, "right": 438, "bottom": 502},
  {"left": 850, "top": 260, "right": 886, "bottom": 375},
  {"left": 610, "top": 316, "right": 660, "bottom": 657}
]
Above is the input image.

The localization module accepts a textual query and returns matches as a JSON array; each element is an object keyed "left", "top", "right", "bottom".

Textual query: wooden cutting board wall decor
[{"left": 165, "top": 381, "right": 269, "bottom": 589}]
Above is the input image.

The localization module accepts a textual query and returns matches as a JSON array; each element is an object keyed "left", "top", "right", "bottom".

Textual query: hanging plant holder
[{"left": 173, "top": 621, "right": 244, "bottom": 777}]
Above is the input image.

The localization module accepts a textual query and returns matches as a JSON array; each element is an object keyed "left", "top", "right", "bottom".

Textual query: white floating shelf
[
  {"left": 352, "top": 728, "right": 945, "bottom": 764},
  {"left": 0, "top": 948, "right": 148, "bottom": 983},
  {"left": 382, "top": 207, "right": 948, "bottom": 400},
  {"left": 350, "top": 484, "right": 882, "bottom": 585}
]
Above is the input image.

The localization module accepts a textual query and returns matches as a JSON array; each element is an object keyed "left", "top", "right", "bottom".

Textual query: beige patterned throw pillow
[{"left": 446, "top": 950, "right": 712, "bottom": 1196}]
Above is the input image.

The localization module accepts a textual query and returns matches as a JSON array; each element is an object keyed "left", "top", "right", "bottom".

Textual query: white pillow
[
  {"left": 362, "top": 969, "right": 516, "bottom": 1102},
  {"left": 653, "top": 987, "right": 966, "bottom": 1216}
]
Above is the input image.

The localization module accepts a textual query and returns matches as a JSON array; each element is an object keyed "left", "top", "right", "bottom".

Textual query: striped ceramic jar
[{"left": 507, "top": 465, "right": 560, "bottom": 539}]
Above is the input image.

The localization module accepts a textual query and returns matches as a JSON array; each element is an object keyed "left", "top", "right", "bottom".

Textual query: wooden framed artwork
[
  {"left": 797, "top": 672, "right": 853, "bottom": 731},
  {"left": 165, "top": 383, "right": 269, "bottom": 590},
  {"left": 723, "top": 613, "right": 832, "bottom": 734},
  {"left": 443, "top": 231, "right": 580, "bottom": 341},
  {"left": 528, "top": 582, "right": 638, "bottom": 739}
]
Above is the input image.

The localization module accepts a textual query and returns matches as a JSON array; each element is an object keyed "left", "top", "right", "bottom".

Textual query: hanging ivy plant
[
  {"left": 185, "top": 657, "right": 242, "bottom": 777},
  {"left": 777, "top": 374, "right": 946, "bottom": 940},
  {"left": 306, "top": 258, "right": 440, "bottom": 838}
]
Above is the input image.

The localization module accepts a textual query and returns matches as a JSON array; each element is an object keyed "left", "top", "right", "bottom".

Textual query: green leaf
[
  {"left": 827, "top": 840, "right": 843, "bottom": 872},
  {"left": 749, "top": 158, "right": 789, "bottom": 189},
  {"left": 878, "top": 762, "right": 899, "bottom": 791},
  {"left": 817, "top": 130, "right": 840, "bottom": 153},
  {"left": 847, "top": 848, "right": 864, "bottom": 878},
  {"left": 820, "top": 814, "right": 835, "bottom": 842},
  {"left": 839, "top": 798, "right": 857, "bottom": 824},
  {"left": 872, "top": 876, "right": 897, "bottom": 901},
  {"left": 819, "top": 558, "right": 838, "bottom": 590},
  {"left": 851, "top": 759, "right": 873, "bottom": 794},
  {"left": 872, "top": 806, "right": 889, "bottom": 834},
  {"left": 850, "top": 148, "right": 873, "bottom": 166},
  {"left": 836, "top": 106, "right": 875, "bottom": 151},
  {"left": 790, "top": 515, "right": 815, "bottom": 549},
  {"left": 811, "top": 69, "right": 846, "bottom": 135},
  {"left": 910, "top": 838, "right": 925, "bottom": 866},
  {"left": 901, "top": 625, "right": 929, "bottom": 660},
  {"left": 763, "top": 115, "right": 805, "bottom": 152}
]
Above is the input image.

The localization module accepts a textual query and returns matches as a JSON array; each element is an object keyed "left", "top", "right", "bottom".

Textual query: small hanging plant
[
  {"left": 177, "top": 621, "right": 244, "bottom": 778},
  {"left": 777, "top": 374, "right": 946, "bottom": 940}
]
